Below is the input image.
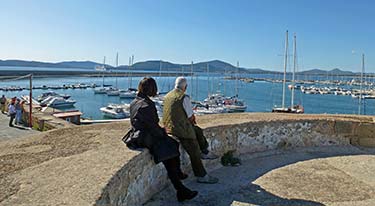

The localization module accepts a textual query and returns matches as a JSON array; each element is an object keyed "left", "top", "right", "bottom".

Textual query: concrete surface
[
  {"left": 0, "top": 113, "right": 374, "bottom": 206},
  {"left": 0, "top": 112, "right": 38, "bottom": 142},
  {"left": 145, "top": 146, "right": 375, "bottom": 206}
]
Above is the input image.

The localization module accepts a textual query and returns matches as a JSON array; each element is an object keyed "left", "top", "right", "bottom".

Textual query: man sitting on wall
[{"left": 163, "top": 76, "right": 219, "bottom": 184}]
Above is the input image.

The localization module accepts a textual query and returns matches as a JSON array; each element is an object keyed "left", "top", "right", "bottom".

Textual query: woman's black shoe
[
  {"left": 177, "top": 190, "right": 198, "bottom": 202},
  {"left": 179, "top": 173, "right": 188, "bottom": 180}
]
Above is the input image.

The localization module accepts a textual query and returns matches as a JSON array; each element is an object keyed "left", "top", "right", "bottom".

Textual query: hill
[
  {"left": 0, "top": 59, "right": 361, "bottom": 75},
  {"left": 0, "top": 60, "right": 111, "bottom": 69}
]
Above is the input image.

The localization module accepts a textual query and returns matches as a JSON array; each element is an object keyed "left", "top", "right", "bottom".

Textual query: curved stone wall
[{"left": 96, "top": 114, "right": 375, "bottom": 206}]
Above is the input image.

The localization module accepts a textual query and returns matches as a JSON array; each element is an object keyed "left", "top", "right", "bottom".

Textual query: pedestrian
[
  {"left": 15, "top": 99, "right": 23, "bottom": 125},
  {"left": 11, "top": 96, "right": 16, "bottom": 104},
  {"left": 0, "top": 95, "right": 6, "bottom": 114},
  {"left": 8, "top": 102, "right": 16, "bottom": 127},
  {"left": 163, "top": 76, "right": 219, "bottom": 184}
]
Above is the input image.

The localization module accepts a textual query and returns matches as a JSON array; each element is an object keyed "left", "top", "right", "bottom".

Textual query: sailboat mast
[
  {"left": 207, "top": 63, "right": 210, "bottom": 96},
  {"left": 159, "top": 60, "right": 162, "bottom": 79},
  {"left": 130, "top": 55, "right": 134, "bottom": 89},
  {"left": 291, "top": 33, "right": 296, "bottom": 107},
  {"left": 128, "top": 57, "right": 131, "bottom": 89},
  {"left": 115, "top": 52, "right": 118, "bottom": 89},
  {"left": 190, "top": 61, "right": 193, "bottom": 99},
  {"left": 358, "top": 53, "right": 365, "bottom": 115},
  {"left": 282, "top": 30, "right": 289, "bottom": 109},
  {"left": 102, "top": 56, "right": 106, "bottom": 87},
  {"left": 236, "top": 61, "right": 239, "bottom": 96},
  {"left": 224, "top": 68, "right": 227, "bottom": 96}
]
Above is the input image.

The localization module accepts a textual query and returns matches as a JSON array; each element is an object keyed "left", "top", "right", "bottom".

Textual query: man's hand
[
  {"left": 164, "top": 127, "right": 171, "bottom": 134},
  {"left": 188, "top": 114, "right": 197, "bottom": 125}
]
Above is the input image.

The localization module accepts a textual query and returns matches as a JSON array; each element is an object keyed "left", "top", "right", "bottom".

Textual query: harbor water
[{"left": 0, "top": 73, "right": 374, "bottom": 120}]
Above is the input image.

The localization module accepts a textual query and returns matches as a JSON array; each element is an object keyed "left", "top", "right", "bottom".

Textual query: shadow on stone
[{"left": 233, "top": 184, "right": 324, "bottom": 206}]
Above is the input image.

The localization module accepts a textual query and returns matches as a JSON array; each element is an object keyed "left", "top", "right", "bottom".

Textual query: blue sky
[{"left": 0, "top": 0, "right": 374, "bottom": 72}]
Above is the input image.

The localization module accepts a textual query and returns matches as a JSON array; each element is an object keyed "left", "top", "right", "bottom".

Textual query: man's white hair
[{"left": 175, "top": 76, "right": 187, "bottom": 90}]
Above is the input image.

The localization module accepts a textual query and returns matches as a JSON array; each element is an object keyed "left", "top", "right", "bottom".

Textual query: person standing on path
[
  {"left": 163, "top": 76, "right": 219, "bottom": 184},
  {"left": 0, "top": 95, "right": 6, "bottom": 114},
  {"left": 8, "top": 102, "right": 16, "bottom": 127}
]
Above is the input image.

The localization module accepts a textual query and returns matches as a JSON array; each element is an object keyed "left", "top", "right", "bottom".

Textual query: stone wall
[{"left": 96, "top": 116, "right": 375, "bottom": 206}]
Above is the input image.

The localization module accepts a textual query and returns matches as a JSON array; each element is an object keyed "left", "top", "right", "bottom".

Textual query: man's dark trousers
[{"left": 178, "top": 125, "right": 210, "bottom": 177}]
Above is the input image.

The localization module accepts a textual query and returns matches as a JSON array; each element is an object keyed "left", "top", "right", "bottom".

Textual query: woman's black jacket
[{"left": 129, "top": 93, "right": 179, "bottom": 163}]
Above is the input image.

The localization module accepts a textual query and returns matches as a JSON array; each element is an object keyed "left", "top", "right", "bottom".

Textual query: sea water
[{"left": 0, "top": 74, "right": 373, "bottom": 119}]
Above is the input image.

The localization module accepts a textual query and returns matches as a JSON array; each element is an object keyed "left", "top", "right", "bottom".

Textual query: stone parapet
[{"left": 0, "top": 113, "right": 374, "bottom": 206}]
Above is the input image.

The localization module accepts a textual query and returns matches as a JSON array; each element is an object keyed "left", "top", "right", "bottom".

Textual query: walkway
[
  {"left": 0, "top": 113, "right": 38, "bottom": 141},
  {"left": 145, "top": 146, "right": 375, "bottom": 206}
]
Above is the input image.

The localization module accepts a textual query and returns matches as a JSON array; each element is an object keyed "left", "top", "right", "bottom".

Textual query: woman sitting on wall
[{"left": 127, "top": 77, "right": 198, "bottom": 202}]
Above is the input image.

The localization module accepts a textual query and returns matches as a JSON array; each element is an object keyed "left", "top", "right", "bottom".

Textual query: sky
[{"left": 0, "top": 0, "right": 374, "bottom": 72}]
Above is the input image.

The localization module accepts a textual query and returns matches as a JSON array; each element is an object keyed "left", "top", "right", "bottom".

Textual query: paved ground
[
  {"left": 145, "top": 146, "right": 375, "bottom": 206},
  {"left": 0, "top": 113, "right": 38, "bottom": 142}
]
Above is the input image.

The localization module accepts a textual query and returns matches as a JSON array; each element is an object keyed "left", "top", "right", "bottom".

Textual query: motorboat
[
  {"left": 94, "top": 87, "right": 107, "bottom": 94},
  {"left": 37, "top": 91, "right": 71, "bottom": 102},
  {"left": 224, "top": 97, "right": 247, "bottom": 113},
  {"left": 41, "top": 96, "right": 76, "bottom": 108},
  {"left": 107, "top": 89, "right": 120, "bottom": 96},
  {"left": 193, "top": 104, "right": 227, "bottom": 115},
  {"left": 272, "top": 104, "right": 304, "bottom": 114},
  {"left": 100, "top": 103, "right": 130, "bottom": 119},
  {"left": 119, "top": 90, "right": 137, "bottom": 98}
]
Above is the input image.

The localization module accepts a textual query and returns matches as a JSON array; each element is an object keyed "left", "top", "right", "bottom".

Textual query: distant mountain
[
  {"left": 121, "top": 60, "right": 265, "bottom": 74},
  {"left": 57, "top": 61, "right": 113, "bottom": 69},
  {"left": 0, "top": 60, "right": 111, "bottom": 69},
  {"left": 298, "top": 68, "right": 354, "bottom": 76},
  {"left": 0, "top": 59, "right": 361, "bottom": 75}
]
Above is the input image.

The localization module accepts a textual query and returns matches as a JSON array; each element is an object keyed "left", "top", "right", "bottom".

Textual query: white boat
[
  {"left": 272, "top": 31, "right": 304, "bottom": 114},
  {"left": 193, "top": 104, "right": 227, "bottom": 115},
  {"left": 94, "top": 87, "right": 107, "bottom": 94},
  {"left": 107, "top": 89, "right": 120, "bottom": 96},
  {"left": 204, "top": 93, "right": 246, "bottom": 113},
  {"left": 100, "top": 103, "right": 130, "bottom": 119},
  {"left": 224, "top": 97, "right": 247, "bottom": 113},
  {"left": 41, "top": 96, "right": 76, "bottom": 108},
  {"left": 37, "top": 91, "right": 71, "bottom": 102},
  {"left": 119, "top": 90, "right": 137, "bottom": 98}
]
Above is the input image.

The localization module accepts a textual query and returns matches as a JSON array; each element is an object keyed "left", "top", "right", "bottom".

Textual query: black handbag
[{"left": 122, "top": 128, "right": 140, "bottom": 150}]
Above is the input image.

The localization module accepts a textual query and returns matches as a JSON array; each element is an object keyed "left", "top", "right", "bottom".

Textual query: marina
[{"left": 1, "top": 71, "right": 375, "bottom": 121}]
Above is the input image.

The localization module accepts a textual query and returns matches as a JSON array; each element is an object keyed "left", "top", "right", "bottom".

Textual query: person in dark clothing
[
  {"left": 0, "top": 95, "right": 6, "bottom": 114},
  {"left": 128, "top": 77, "right": 198, "bottom": 202}
]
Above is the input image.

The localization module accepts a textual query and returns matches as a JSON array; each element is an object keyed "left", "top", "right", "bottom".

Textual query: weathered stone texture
[{"left": 1, "top": 113, "right": 375, "bottom": 206}]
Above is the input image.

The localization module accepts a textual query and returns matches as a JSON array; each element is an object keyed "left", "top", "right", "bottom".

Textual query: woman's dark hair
[{"left": 138, "top": 77, "right": 158, "bottom": 97}]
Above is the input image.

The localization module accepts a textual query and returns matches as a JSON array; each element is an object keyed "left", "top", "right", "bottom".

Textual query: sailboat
[
  {"left": 119, "top": 55, "right": 137, "bottom": 99},
  {"left": 272, "top": 31, "right": 304, "bottom": 114},
  {"left": 224, "top": 61, "right": 247, "bottom": 113},
  {"left": 107, "top": 53, "right": 120, "bottom": 96},
  {"left": 94, "top": 56, "right": 108, "bottom": 94}
]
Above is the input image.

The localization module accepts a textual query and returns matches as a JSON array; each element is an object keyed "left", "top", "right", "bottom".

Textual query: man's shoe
[
  {"left": 177, "top": 189, "right": 198, "bottom": 202},
  {"left": 201, "top": 152, "right": 219, "bottom": 160},
  {"left": 197, "top": 174, "right": 219, "bottom": 184}
]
